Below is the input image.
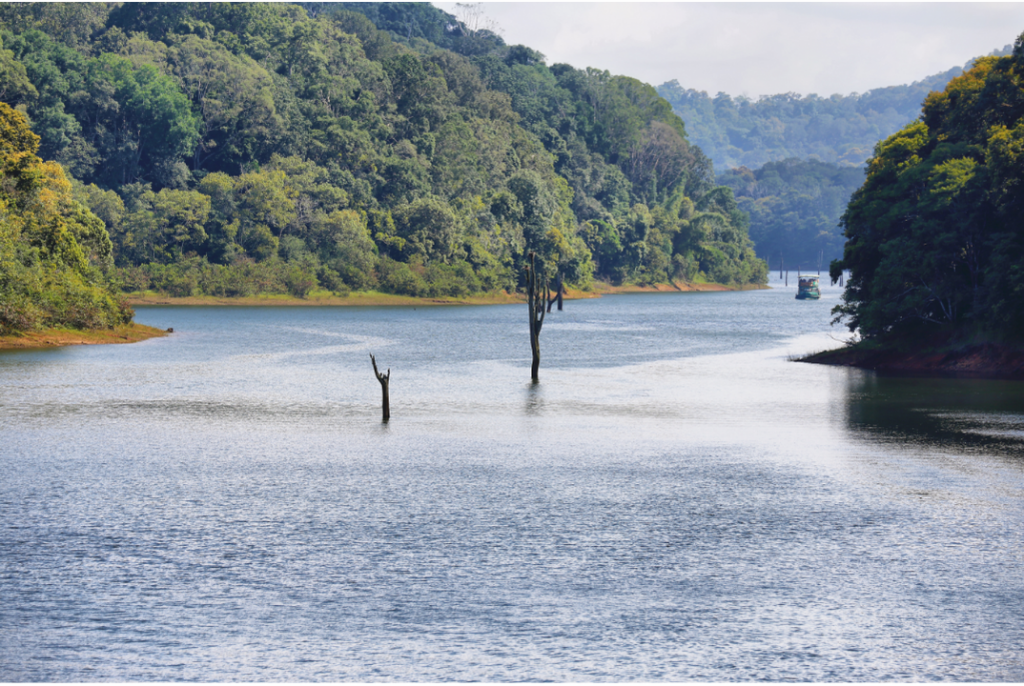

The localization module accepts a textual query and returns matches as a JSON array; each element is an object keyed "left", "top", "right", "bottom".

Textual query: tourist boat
[{"left": 796, "top": 274, "right": 820, "bottom": 300}]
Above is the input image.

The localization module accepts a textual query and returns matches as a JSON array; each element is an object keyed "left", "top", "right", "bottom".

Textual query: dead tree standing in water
[
  {"left": 370, "top": 353, "right": 390, "bottom": 422},
  {"left": 546, "top": 271, "right": 564, "bottom": 312},
  {"left": 526, "top": 252, "right": 549, "bottom": 382}
]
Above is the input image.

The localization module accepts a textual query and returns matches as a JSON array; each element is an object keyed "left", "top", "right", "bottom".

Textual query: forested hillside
[
  {"left": 718, "top": 159, "right": 864, "bottom": 269},
  {"left": 0, "top": 2, "right": 766, "bottom": 309},
  {"left": 659, "top": 46, "right": 1012, "bottom": 171},
  {"left": 675, "top": 46, "right": 1011, "bottom": 270},
  {"left": 0, "top": 101, "right": 130, "bottom": 334},
  {"left": 832, "top": 35, "right": 1024, "bottom": 344}
]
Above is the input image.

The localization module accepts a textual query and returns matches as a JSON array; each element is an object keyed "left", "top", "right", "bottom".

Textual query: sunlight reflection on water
[{"left": 1, "top": 279, "right": 1023, "bottom": 680}]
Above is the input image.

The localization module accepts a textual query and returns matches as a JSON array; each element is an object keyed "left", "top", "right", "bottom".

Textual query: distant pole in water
[
  {"left": 370, "top": 353, "right": 390, "bottom": 422},
  {"left": 779, "top": 256, "right": 783, "bottom": 280},
  {"left": 785, "top": 267, "right": 788, "bottom": 287}
]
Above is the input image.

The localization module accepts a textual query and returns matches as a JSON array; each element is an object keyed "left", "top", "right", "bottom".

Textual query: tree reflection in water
[{"left": 842, "top": 371, "right": 1024, "bottom": 458}]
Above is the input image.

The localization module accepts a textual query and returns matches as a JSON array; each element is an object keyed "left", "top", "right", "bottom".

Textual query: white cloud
[{"left": 434, "top": 2, "right": 1024, "bottom": 97}]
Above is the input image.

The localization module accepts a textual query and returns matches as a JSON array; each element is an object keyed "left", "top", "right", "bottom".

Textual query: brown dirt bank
[
  {"left": 801, "top": 342, "right": 1024, "bottom": 380},
  {"left": 0, "top": 323, "right": 169, "bottom": 350},
  {"left": 124, "top": 281, "right": 757, "bottom": 307}
]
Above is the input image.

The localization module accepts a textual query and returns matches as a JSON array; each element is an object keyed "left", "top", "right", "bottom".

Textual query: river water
[{"left": 1, "top": 275, "right": 1022, "bottom": 681}]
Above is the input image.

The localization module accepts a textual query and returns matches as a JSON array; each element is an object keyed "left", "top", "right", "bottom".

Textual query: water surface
[{"left": 2, "top": 276, "right": 1022, "bottom": 681}]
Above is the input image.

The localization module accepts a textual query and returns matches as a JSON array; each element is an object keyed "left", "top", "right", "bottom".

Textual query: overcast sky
[{"left": 433, "top": 2, "right": 1024, "bottom": 98}]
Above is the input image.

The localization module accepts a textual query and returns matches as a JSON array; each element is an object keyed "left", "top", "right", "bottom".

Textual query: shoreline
[
  {"left": 1, "top": 281, "right": 762, "bottom": 351},
  {"left": 800, "top": 342, "right": 1024, "bottom": 380},
  {"left": 0, "top": 323, "right": 169, "bottom": 351},
  {"left": 124, "top": 280, "right": 759, "bottom": 307},
  {"left": 126, "top": 290, "right": 530, "bottom": 307}
]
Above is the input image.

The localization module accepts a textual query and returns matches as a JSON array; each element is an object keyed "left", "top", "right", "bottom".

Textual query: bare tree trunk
[
  {"left": 547, "top": 271, "right": 564, "bottom": 312},
  {"left": 526, "top": 252, "right": 549, "bottom": 382},
  {"left": 370, "top": 353, "right": 390, "bottom": 422}
]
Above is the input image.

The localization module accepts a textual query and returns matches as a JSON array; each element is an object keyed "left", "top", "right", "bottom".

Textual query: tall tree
[
  {"left": 832, "top": 36, "right": 1024, "bottom": 343},
  {"left": 0, "top": 102, "right": 130, "bottom": 333}
]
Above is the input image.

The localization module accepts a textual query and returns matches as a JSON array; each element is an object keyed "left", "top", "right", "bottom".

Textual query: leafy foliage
[
  {"left": 1, "top": 2, "right": 766, "bottom": 301},
  {"left": 0, "top": 101, "right": 130, "bottom": 334},
  {"left": 832, "top": 37, "right": 1024, "bottom": 343},
  {"left": 718, "top": 159, "right": 865, "bottom": 268}
]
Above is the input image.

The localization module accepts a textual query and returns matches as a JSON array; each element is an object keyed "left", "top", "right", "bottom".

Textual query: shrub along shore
[{"left": 121, "top": 279, "right": 748, "bottom": 306}]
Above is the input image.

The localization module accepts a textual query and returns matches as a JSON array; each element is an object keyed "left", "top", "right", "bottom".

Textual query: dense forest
[
  {"left": 0, "top": 101, "right": 130, "bottom": 335},
  {"left": 0, "top": 1, "right": 766, "bottom": 328},
  {"left": 718, "top": 159, "right": 865, "bottom": 269},
  {"left": 831, "top": 35, "right": 1024, "bottom": 345},
  {"left": 658, "top": 45, "right": 1012, "bottom": 171}
]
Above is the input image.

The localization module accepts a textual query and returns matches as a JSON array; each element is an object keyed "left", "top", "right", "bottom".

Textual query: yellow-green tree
[
  {"left": 0, "top": 102, "right": 130, "bottom": 334},
  {"left": 832, "top": 34, "right": 1024, "bottom": 342}
]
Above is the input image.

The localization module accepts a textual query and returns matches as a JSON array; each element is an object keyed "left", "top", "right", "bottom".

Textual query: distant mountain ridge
[{"left": 658, "top": 45, "right": 1013, "bottom": 171}]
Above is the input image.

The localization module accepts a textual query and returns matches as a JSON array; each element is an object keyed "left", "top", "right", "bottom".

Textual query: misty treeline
[
  {"left": 661, "top": 46, "right": 1013, "bottom": 268},
  {"left": 717, "top": 159, "right": 865, "bottom": 269},
  {"left": 658, "top": 45, "right": 1013, "bottom": 172},
  {"left": 0, "top": 1, "right": 766, "bottom": 311}
]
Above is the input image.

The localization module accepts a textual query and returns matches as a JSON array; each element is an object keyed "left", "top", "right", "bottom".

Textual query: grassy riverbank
[
  {"left": 0, "top": 323, "right": 169, "bottom": 351},
  {"left": 123, "top": 280, "right": 759, "bottom": 307},
  {"left": 800, "top": 339, "right": 1024, "bottom": 380},
  {"left": 125, "top": 289, "right": 532, "bottom": 307}
]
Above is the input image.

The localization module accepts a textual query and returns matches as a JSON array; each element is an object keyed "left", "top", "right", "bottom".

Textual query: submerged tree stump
[
  {"left": 370, "top": 353, "right": 390, "bottom": 422},
  {"left": 525, "top": 252, "right": 549, "bottom": 382}
]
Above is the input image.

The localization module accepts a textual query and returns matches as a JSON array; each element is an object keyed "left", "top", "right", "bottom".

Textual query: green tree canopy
[
  {"left": 0, "top": 101, "right": 130, "bottom": 333},
  {"left": 832, "top": 36, "right": 1024, "bottom": 343},
  {"left": 1, "top": 1, "right": 768, "bottom": 299}
]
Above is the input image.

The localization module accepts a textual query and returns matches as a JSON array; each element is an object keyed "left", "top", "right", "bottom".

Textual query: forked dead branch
[{"left": 370, "top": 353, "right": 390, "bottom": 422}]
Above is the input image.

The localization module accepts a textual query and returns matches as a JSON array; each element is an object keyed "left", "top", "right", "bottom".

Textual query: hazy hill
[
  {"left": 658, "top": 46, "right": 1012, "bottom": 171},
  {"left": 717, "top": 159, "right": 865, "bottom": 268},
  {"left": 662, "top": 45, "right": 1012, "bottom": 267}
]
